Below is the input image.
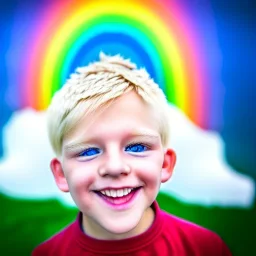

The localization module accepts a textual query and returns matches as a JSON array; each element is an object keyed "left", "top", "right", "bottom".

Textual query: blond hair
[{"left": 47, "top": 52, "right": 170, "bottom": 155}]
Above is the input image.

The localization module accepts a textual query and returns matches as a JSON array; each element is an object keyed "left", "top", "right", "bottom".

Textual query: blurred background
[{"left": 0, "top": 0, "right": 255, "bottom": 255}]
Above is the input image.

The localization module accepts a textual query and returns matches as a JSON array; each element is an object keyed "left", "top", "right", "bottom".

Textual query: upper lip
[{"left": 94, "top": 186, "right": 141, "bottom": 191}]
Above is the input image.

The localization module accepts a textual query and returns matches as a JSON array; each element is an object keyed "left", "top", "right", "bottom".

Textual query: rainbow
[{"left": 18, "top": 0, "right": 209, "bottom": 128}]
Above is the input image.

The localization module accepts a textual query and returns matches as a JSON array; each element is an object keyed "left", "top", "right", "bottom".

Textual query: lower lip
[{"left": 95, "top": 188, "right": 141, "bottom": 210}]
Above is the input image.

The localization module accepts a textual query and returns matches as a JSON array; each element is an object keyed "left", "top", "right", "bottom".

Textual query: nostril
[{"left": 98, "top": 164, "right": 131, "bottom": 177}]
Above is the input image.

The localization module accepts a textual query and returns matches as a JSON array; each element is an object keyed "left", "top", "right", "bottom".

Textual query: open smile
[{"left": 94, "top": 187, "right": 142, "bottom": 209}]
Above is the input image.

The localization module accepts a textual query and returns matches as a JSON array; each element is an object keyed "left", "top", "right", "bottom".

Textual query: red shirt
[{"left": 32, "top": 201, "right": 232, "bottom": 255}]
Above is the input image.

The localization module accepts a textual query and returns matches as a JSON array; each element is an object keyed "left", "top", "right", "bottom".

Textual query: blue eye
[
  {"left": 78, "top": 148, "right": 101, "bottom": 157},
  {"left": 125, "top": 143, "right": 148, "bottom": 153}
]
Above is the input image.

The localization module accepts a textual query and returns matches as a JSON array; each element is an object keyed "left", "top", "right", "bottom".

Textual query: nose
[{"left": 98, "top": 148, "right": 131, "bottom": 177}]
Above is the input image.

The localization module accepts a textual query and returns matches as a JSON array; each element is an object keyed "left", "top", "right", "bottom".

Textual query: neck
[{"left": 82, "top": 206, "right": 155, "bottom": 240}]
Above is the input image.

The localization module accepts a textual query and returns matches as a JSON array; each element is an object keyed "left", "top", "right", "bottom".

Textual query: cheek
[
  {"left": 64, "top": 163, "right": 96, "bottom": 194},
  {"left": 65, "top": 166, "right": 97, "bottom": 210},
  {"left": 135, "top": 155, "right": 163, "bottom": 188}
]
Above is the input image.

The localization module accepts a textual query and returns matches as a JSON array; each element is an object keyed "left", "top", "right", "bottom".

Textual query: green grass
[{"left": 0, "top": 192, "right": 255, "bottom": 256}]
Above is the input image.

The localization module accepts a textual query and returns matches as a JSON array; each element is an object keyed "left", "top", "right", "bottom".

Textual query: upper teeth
[{"left": 100, "top": 188, "right": 133, "bottom": 197}]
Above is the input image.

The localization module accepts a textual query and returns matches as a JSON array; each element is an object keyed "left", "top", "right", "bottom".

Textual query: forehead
[{"left": 64, "top": 90, "right": 161, "bottom": 143}]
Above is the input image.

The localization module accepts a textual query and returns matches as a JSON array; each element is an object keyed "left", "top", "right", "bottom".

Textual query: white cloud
[
  {"left": 0, "top": 107, "right": 254, "bottom": 207},
  {"left": 0, "top": 109, "right": 74, "bottom": 206},
  {"left": 161, "top": 105, "right": 255, "bottom": 207}
]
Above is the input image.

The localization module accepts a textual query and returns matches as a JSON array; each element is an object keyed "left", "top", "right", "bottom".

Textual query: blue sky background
[
  {"left": 0, "top": 0, "right": 255, "bottom": 181},
  {"left": 0, "top": 1, "right": 255, "bottom": 255}
]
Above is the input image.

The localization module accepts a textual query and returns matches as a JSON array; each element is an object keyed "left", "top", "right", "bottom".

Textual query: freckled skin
[{"left": 51, "top": 90, "right": 176, "bottom": 240}]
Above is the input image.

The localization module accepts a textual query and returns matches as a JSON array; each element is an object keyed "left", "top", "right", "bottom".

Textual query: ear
[
  {"left": 161, "top": 148, "right": 176, "bottom": 183},
  {"left": 50, "top": 158, "right": 69, "bottom": 192}
]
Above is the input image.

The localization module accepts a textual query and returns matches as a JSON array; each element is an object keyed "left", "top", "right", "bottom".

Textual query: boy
[{"left": 32, "top": 53, "right": 232, "bottom": 255}]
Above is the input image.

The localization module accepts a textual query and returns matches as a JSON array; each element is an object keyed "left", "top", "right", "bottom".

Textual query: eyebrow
[
  {"left": 130, "top": 128, "right": 160, "bottom": 139},
  {"left": 64, "top": 132, "right": 160, "bottom": 152},
  {"left": 64, "top": 142, "right": 95, "bottom": 152},
  {"left": 129, "top": 134, "right": 160, "bottom": 140}
]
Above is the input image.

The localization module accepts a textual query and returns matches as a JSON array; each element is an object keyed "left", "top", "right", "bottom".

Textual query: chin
[{"left": 101, "top": 216, "right": 142, "bottom": 239}]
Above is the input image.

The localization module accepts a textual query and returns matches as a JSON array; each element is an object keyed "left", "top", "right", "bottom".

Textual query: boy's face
[{"left": 51, "top": 90, "right": 176, "bottom": 240}]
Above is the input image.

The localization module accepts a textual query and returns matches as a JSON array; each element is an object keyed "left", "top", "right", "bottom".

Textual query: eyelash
[
  {"left": 76, "top": 142, "right": 151, "bottom": 158},
  {"left": 77, "top": 147, "right": 101, "bottom": 157},
  {"left": 125, "top": 142, "right": 150, "bottom": 152}
]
